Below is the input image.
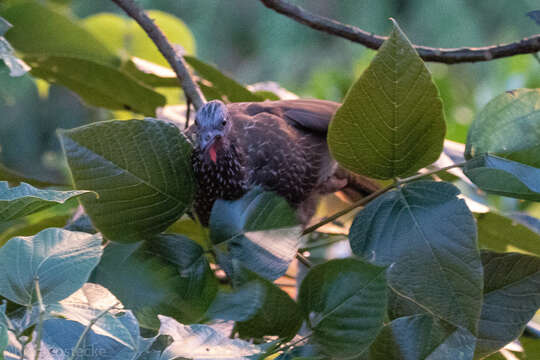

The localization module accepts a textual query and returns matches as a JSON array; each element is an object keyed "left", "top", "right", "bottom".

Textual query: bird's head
[{"left": 195, "top": 100, "right": 232, "bottom": 163}]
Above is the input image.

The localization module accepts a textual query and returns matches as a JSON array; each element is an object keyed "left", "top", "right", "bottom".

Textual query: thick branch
[
  {"left": 260, "top": 0, "right": 540, "bottom": 64},
  {"left": 111, "top": 0, "right": 206, "bottom": 109}
]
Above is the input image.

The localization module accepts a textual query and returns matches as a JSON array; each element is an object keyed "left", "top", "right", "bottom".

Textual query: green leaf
[
  {"left": 205, "top": 281, "right": 266, "bottom": 322},
  {"left": 210, "top": 188, "right": 301, "bottom": 281},
  {"left": 234, "top": 271, "right": 302, "bottom": 340},
  {"left": 368, "top": 315, "right": 476, "bottom": 360},
  {"left": 327, "top": 20, "right": 445, "bottom": 179},
  {"left": 0, "top": 162, "right": 68, "bottom": 188},
  {"left": 60, "top": 119, "right": 195, "bottom": 243},
  {"left": 0, "top": 228, "right": 102, "bottom": 305},
  {"left": 0, "top": 181, "right": 90, "bottom": 221},
  {"left": 90, "top": 234, "right": 218, "bottom": 329},
  {"left": 82, "top": 10, "right": 195, "bottom": 66},
  {"left": 0, "top": 303, "right": 6, "bottom": 360},
  {"left": 158, "top": 315, "right": 262, "bottom": 360},
  {"left": 476, "top": 212, "right": 540, "bottom": 256},
  {"left": 465, "top": 88, "right": 540, "bottom": 168},
  {"left": 0, "top": 1, "right": 117, "bottom": 65},
  {"left": 27, "top": 55, "right": 165, "bottom": 116},
  {"left": 298, "top": 258, "right": 387, "bottom": 358},
  {"left": 184, "top": 55, "right": 263, "bottom": 102},
  {"left": 474, "top": 251, "right": 540, "bottom": 358},
  {"left": 464, "top": 154, "right": 540, "bottom": 201},
  {"left": 349, "top": 181, "right": 483, "bottom": 334},
  {"left": 0, "top": 16, "right": 11, "bottom": 36}
]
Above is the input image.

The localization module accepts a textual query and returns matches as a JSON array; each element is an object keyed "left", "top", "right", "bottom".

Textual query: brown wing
[{"left": 228, "top": 99, "right": 340, "bottom": 135}]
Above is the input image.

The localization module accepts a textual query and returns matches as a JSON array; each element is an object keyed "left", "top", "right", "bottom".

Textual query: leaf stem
[
  {"left": 33, "top": 277, "right": 45, "bottom": 360},
  {"left": 302, "top": 162, "right": 467, "bottom": 236},
  {"left": 67, "top": 301, "right": 120, "bottom": 360}
]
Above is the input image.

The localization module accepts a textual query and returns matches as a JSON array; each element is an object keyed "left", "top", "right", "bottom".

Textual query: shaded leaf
[
  {"left": 0, "top": 181, "right": 90, "bottom": 221},
  {"left": 234, "top": 271, "right": 302, "bottom": 340},
  {"left": 1, "top": 1, "right": 117, "bottom": 65},
  {"left": 476, "top": 212, "right": 540, "bottom": 256},
  {"left": 328, "top": 20, "right": 445, "bottom": 179},
  {"left": 82, "top": 11, "right": 195, "bottom": 66},
  {"left": 474, "top": 251, "right": 540, "bottom": 358},
  {"left": 158, "top": 315, "right": 262, "bottom": 360},
  {"left": 298, "top": 258, "right": 387, "bottom": 358},
  {"left": 0, "top": 303, "right": 6, "bottom": 360},
  {"left": 27, "top": 55, "right": 165, "bottom": 116},
  {"left": 210, "top": 188, "right": 301, "bottom": 281},
  {"left": 205, "top": 281, "right": 266, "bottom": 322},
  {"left": 350, "top": 181, "right": 483, "bottom": 334},
  {"left": 0, "top": 162, "right": 68, "bottom": 188},
  {"left": 0, "top": 228, "right": 102, "bottom": 305},
  {"left": 60, "top": 119, "right": 195, "bottom": 243},
  {"left": 185, "top": 55, "right": 263, "bottom": 103},
  {"left": 90, "top": 234, "right": 218, "bottom": 330},
  {"left": 528, "top": 10, "right": 540, "bottom": 25},
  {"left": 463, "top": 154, "right": 540, "bottom": 201},
  {"left": 368, "top": 315, "right": 476, "bottom": 360},
  {"left": 465, "top": 88, "right": 540, "bottom": 168},
  {"left": 0, "top": 16, "right": 10, "bottom": 36}
]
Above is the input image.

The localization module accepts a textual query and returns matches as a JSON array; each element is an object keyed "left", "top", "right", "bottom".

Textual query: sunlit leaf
[
  {"left": 205, "top": 281, "right": 266, "bottom": 322},
  {"left": 0, "top": 181, "right": 90, "bottom": 221},
  {"left": 350, "top": 181, "right": 483, "bottom": 334},
  {"left": 328, "top": 20, "right": 445, "bottom": 179},
  {"left": 0, "top": 228, "right": 102, "bottom": 305},
  {"left": 158, "top": 315, "right": 262, "bottom": 360},
  {"left": 60, "top": 119, "right": 195, "bottom": 243},
  {"left": 298, "top": 258, "right": 387, "bottom": 358},
  {"left": 27, "top": 55, "right": 165, "bottom": 116}
]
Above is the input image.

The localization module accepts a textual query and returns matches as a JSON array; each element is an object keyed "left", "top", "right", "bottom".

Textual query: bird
[{"left": 189, "top": 99, "right": 379, "bottom": 227}]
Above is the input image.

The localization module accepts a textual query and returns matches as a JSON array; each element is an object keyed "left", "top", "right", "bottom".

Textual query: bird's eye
[{"left": 221, "top": 120, "right": 227, "bottom": 126}]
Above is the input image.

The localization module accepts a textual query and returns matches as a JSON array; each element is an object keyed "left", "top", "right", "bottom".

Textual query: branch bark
[
  {"left": 111, "top": 0, "right": 206, "bottom": 109},
  {"left": 260, "top": 0, "right": 540, "bottom": 64}
]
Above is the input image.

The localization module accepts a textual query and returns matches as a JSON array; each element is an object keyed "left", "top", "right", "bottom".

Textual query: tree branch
[
  {"left": 111, "top": 0, "right": 206, "bottom": 109},
  {"left": 260, "top": 0, "right": 540, "bottom": 64}
]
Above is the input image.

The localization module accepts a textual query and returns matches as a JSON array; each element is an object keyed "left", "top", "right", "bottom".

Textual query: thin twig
[
  {"left": 111, "top": 0, "right": 206, "bottom": 109},
  {"left": 302, "top": 163, "right": 466, "bottom": 235},
  {"left": 67, "top": 302, "right": 120, "bottom": 360},
  {"left": 260, "top": 0, "right": 540, "bottom": 64},
  {"left": 33, "top": 278, "right": 45, "bottom": 360},
  {"left": 295, "top": 251, "right": 313, "bottom": 268}
]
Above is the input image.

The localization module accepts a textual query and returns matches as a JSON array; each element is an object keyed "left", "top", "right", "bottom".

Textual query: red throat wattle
[{"left": 209, "top": 143, "right": 217, "bottom": 163}]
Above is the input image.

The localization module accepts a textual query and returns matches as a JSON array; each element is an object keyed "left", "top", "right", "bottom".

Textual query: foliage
[{"left": 0, "top": 1, "right": 539, "bottom": 359}]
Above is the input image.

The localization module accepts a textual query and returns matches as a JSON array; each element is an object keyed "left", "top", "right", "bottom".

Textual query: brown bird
[{"left": 190, "top": 99, "right": 378, "bottom": 226}]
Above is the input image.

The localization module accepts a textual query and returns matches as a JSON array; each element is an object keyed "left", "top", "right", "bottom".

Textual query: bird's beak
[{"left": 200, "top": 132, "right": 222, "bottom": 151}]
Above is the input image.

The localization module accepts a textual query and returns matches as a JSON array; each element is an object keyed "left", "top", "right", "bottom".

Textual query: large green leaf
[
  {"left": 90, "top": 234, "right": 218, "bottom": 329},
  {"left": 0, "top": 228, "right": 102, "bottom": 305},
  {"left": 234, "top": 270, "right": 302, "bottom": 340},
  {"left": 1, "top": 0, "right": 117, "bottom": 65},
  {"left": 327, "top": 20, "right": 445, "bottom": 179},
  {"left": 27, "top": 55, "right": 165, "bottom": 116},
  {"left": 0, "top": 162, "right": 68, "bottom": 188},
  {"left": 465, "top": 88, "right": 540, "bottom": 168},
  {"left": 210, "top": 188, "right": 301, "bottom": 281},
  {"left": 474, "top": 251, "right": 540, "bottom": 358},
  {"left": 476, "top": 212, "right": 540, "bottom": 256},
  {"left": 368, "top": 315, "right": 476, "bottom": 360},
  {"left": 464, "top": 154, "right": 540, "bottom": 201},
  {"left": 298, "top": 258, "right": 387, "bottom": 359},
  {"left": 184, "top": 56, "right": 263, "bottom": 103},
  {"left": 205, "top": 281, "right": 266, "bottom": 322},
  {"left": 60, "top": 119, "right": 195, "bottom": 243},
  {"left": 349, "top": 181, "right": 483, "bottom": 334},
  {"left": 82, "top": 10, "right": 195, "bottom": 66},
  {"left": 159, "top": 315, "right": 262, "bottom": 360},
  {"left": 0, "top": 181, "right": 90, "bottom": 221}
]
